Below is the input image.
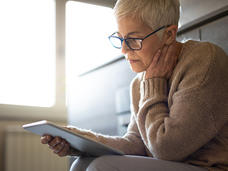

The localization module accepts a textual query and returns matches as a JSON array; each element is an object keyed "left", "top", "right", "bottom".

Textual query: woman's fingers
[
  {"left": 145, "top": 43, "right": 180, "bottom": 79},
  {"left": 41, "top": 135, "right": 53, "bottom": 144},
  {"left": 48, "top": 136, "right": 62, "bottom": 149},
  {"left": 164, "top": 43, "right": 175, "bottom": 63},
  {"left": 53, "top": 141, "right": 65, "bottom": 154},
  {"left": 47, "top": 137, "right": 70, "bottom": 156},
  {"left": 159, "top": 45, "right": 169, "bottom": 63},
  {"left": 41, "top": 135, "right": 71, "bottom": 157},
  {"left": 57, "top": 141, "right": 70, "bottom": 157},
  {"left": 151, "top": 48, "right": 162, "bottom": 66}
]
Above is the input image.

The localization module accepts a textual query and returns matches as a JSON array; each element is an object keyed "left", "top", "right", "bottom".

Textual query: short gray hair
[{"left": 114, "top": 0, "right": 180, "bottom": 30}]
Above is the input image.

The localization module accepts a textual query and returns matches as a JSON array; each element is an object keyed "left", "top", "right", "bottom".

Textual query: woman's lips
[{"left": 129, "top": 60, "right": 139, "bottom": 64}]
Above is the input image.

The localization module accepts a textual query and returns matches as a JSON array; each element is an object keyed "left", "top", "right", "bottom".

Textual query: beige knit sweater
[{"left": 68, "top": 40, "right": 228, "bottom": 171}]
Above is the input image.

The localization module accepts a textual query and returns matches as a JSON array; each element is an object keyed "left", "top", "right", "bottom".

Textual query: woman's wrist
[
  {"left": 140, "top": 78, "right": 168, "bottom": 99},
  {"left": 69, "top": 147, "right": 81, "bottom": 156}
]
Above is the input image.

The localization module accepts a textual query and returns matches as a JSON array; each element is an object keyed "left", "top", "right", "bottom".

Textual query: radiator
[{"left": 4, "top": 125, "right": 69, "bottom": 171}]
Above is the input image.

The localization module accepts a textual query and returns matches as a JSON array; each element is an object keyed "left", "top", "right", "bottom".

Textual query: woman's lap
[{"left": 70, "top": 155, "right": 207, "bottom": 171}]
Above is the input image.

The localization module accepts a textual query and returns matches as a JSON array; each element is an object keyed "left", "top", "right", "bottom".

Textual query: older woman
[{"left": 41, "top": 0, "right": 228, "bottom": 171}]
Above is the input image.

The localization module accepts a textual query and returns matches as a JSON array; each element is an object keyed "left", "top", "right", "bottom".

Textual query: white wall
[{"left": 179, "top": 0, "right": 228, "bottom": 27}]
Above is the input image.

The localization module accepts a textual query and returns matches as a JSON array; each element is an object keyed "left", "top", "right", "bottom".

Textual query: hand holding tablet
[
  {"left": 23, "top": 120, "right": 124, "bottom": 157},
  {"left": 41, "top": 134, "right": 78, "bottom": 157}
]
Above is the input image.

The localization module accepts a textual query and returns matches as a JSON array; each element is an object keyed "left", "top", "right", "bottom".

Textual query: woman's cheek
[
  {"left": 142, "top": 56, "right": 153, "bottom": 69},
  {"left": 137, "top": 51, "right": 153, "bottom": 67}
]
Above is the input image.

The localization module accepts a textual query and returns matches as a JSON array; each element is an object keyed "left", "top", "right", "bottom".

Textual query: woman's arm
[
  {"left": 41, "top": 114, "right": 146, "bottom": 157},
  {"left": 136, "top": 43, "right": 228, "bottom": 161},
  {"left": 65, "top": 103, "right": 146, "bottom": 156}
]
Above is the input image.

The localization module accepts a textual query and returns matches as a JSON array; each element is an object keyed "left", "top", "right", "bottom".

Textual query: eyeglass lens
[
  {"left": 109, "top": 36, "right": 122, "bottom": 49},
  {"left": 109, "top": 35, "right": 142, "bottom": 50},
  {"left": 126, "top": 39, "right": 142, "bottom": 50}
]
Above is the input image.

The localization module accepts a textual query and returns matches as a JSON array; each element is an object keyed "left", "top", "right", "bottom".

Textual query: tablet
[{"left": 22, "top": 120, "right": 124, "bottom": 157}]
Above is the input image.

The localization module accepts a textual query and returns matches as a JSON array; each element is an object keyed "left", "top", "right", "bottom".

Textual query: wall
[
  {"left": 67, "top": 59, "right": 135, "bottom": 135},
  {"left": 179, "top": 0, "right": 228, "bottom": 27},
  {"left": 178, "top": 15, "right": 228, "bottom": 55}
]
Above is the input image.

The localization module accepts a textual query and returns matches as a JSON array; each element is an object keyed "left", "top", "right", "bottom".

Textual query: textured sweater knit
[{"left": 68, "top": 40, "right": 228, "bottom": 171}]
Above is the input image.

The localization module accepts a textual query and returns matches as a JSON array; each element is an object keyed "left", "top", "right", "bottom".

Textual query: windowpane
[
  {"left": 66, "top": 1, "right": 120, "bottom": 77},
  {"left": 0, "top": 0, "right": 55, "bottom": 107}
]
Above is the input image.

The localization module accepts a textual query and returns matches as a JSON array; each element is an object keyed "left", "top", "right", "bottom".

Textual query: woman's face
[{"left": 117, "top": 16, "right": 164, "bottom": 73}]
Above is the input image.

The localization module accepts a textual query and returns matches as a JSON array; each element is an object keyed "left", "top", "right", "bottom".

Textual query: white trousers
[{"left": 70, "top": 155, "right": 208, "bottom": 171}]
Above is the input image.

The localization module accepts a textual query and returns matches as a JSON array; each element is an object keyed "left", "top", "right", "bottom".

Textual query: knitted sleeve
[{"left": 66, "top": 114, "right": 146, "bottom": 156}]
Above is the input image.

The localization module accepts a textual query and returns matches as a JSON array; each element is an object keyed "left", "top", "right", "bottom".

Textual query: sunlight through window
[
  {"left": 66, "top": 1, "right": 121, "bottom": 78},
  {"left": 0, "top": 0, "right": 55, "bottom": 107}
]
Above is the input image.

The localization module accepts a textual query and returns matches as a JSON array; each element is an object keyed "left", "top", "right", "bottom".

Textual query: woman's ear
[{"left": 164, "top": 25, "right": 178, "bottom": 45}]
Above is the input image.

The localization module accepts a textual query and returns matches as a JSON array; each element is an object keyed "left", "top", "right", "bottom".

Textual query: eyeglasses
[{"left": 108, "top": 25, "right": 168, "bottom": 50}]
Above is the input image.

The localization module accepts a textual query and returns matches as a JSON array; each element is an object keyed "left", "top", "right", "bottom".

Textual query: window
[
  {"left": 0, "top": 0, "right": 55, "bottom": 107},
  {"left": 66, "top": 1, "right": 120, "bottom": 78}
]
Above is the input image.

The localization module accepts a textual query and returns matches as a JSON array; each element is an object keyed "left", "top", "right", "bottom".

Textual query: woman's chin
[{"left": 130, "top": 65, "right": 145, "bottom": 73}]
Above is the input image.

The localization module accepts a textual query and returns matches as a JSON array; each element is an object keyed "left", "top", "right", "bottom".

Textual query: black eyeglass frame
[{"left": 108, "top": 25, "right": 169, "bottom": 50}]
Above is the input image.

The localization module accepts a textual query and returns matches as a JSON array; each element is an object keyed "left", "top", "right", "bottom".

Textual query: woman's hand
[
  {"left": 41, "top": 135, "right": 71, "bottom": 157},
  {"left": 145, "top": 42, "right": 182, "bottom": 80}
]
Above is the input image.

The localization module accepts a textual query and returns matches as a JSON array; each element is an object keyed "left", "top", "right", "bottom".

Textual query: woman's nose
[{"left": 121, "top": 41, "right": 129, "bottom": 54}]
